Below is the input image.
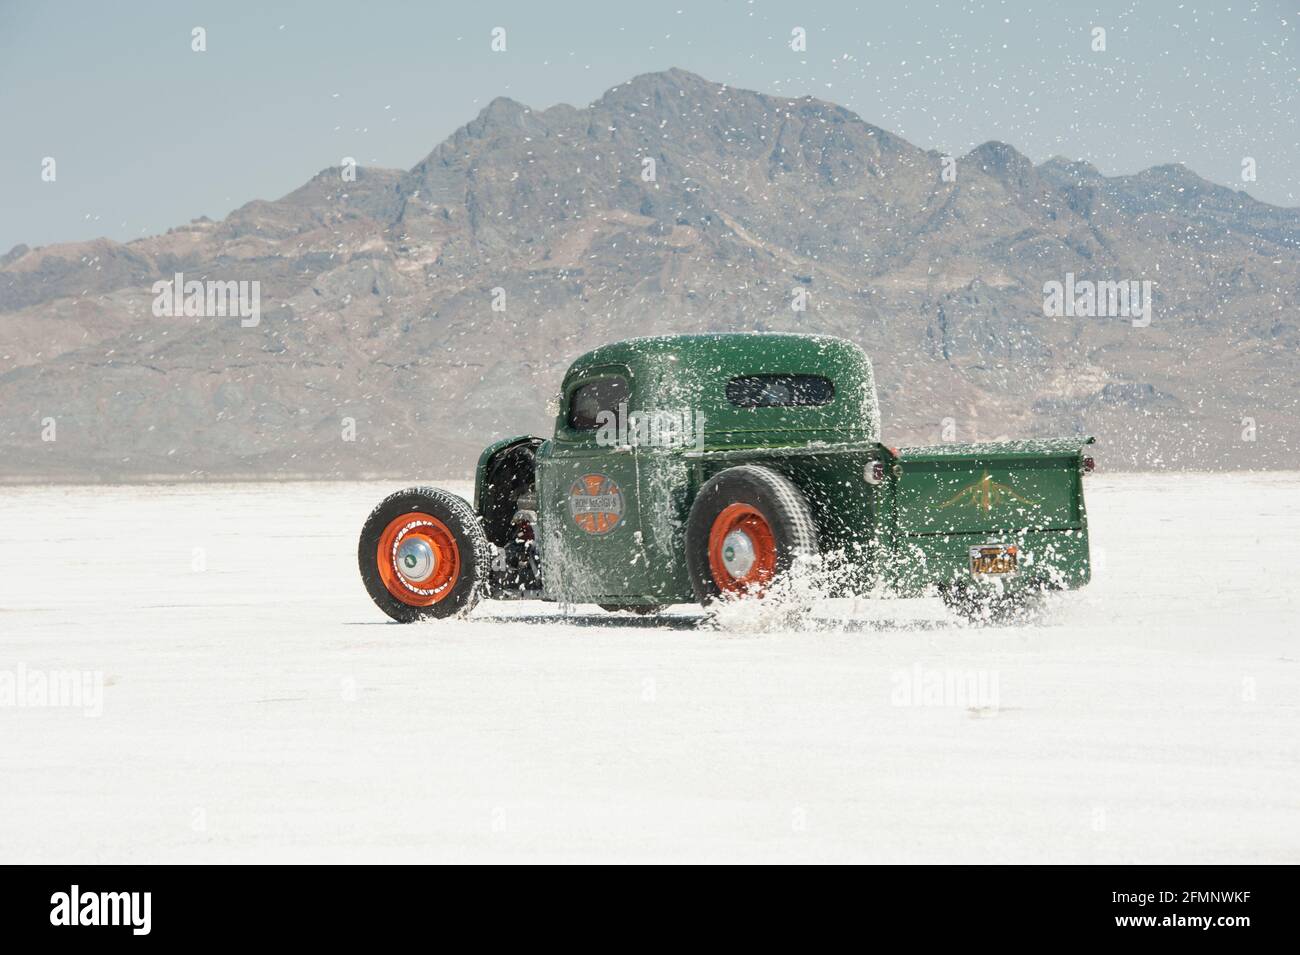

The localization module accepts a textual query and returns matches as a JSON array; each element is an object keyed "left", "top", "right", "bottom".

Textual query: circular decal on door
[{"left": 568, "top": 473, "right": 624, "bottom": 535}]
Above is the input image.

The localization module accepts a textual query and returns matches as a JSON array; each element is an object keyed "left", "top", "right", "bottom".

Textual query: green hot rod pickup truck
[{"left": 359, "top": 334, "right": 1094, "bottom": 623}]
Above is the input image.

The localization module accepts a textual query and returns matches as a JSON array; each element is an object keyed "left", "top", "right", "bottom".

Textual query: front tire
[
  {"left": 358, "top": 487, "right": 491, "bottom": 623},
  {"left": 685, "top": 465, "right": 819, "bottom": 605}
]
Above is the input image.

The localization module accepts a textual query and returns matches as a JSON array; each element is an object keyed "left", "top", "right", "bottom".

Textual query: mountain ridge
[{"left": 2, "top": 68, "right": 1296, "bottom": 479}]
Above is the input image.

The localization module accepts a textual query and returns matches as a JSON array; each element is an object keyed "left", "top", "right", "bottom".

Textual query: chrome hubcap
[
  {"left": 721, "top": 529, "right": 756, "bottom": 578},
  {"left": 396, "top": 536, "right": 436, "bottom": 582}
]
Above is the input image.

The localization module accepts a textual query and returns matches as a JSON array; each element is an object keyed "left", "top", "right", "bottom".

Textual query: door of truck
[{"left": 536, "top": 363, "right": 654, "bottom": 603}]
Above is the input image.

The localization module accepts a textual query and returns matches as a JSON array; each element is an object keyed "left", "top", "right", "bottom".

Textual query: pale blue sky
[{"left": 2, "top": 0, "right": 1296, "bottom": 251}]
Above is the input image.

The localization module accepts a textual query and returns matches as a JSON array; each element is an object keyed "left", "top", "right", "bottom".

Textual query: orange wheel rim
[
  {"left": 707, "top": 503, "right": 777, "bottom": 595},
  {"left": 375, "top": 512, "right": 460, "bottom": 606}
]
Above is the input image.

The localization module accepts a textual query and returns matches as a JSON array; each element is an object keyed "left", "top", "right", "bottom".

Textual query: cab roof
[
  {"left": 566, "top": 333, "right": 860, "bottom": 375},
  {"left": 562, "top": 333, "right": 880, "bottom": 442}
]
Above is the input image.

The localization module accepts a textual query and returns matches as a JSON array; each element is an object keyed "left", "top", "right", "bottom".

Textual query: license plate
[{"left": 970, "top": 544, "right": 1017, "bottom": 577}]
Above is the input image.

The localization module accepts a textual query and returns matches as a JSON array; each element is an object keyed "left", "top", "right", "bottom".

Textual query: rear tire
[
  {"left": 685, "top": 465, "right": 819, "bottom": 605},
  {"left": 358, "top": 487, "right": 491, "bottom": 623},
  {"left": 939, "top": 583, "right": 1037, "bottom": 625}
]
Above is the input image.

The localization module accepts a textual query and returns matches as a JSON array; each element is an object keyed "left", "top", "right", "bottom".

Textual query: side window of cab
[{"left": 566, "top": 374, "right": 630, "bottom": 432}]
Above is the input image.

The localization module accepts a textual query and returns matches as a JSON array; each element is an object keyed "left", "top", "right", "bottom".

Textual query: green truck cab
[{"left": 358, "top": 334, "right": 1094, "bottom": 623}]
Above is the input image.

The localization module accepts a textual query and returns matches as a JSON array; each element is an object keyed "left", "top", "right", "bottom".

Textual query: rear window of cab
[{"left": 725, "top": 374, "right": 835, "bottom": 409}]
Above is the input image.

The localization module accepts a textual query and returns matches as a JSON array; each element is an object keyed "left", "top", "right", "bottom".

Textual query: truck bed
[
  {"left": 895, "top": 438, "right": 1092, "bottom": 535},
  {"left": 886, "top": 437, "right": 1094, "bottom": 595}
]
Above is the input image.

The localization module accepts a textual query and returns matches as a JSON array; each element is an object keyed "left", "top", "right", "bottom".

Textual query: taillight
[{"left": 1082, "top": 456, "right": 1095, "bottom": 474}]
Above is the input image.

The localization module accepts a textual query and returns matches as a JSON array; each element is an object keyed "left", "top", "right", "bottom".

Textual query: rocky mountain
[{"left": 2, "top": 68, "right": 1296, "bottom": 480}]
